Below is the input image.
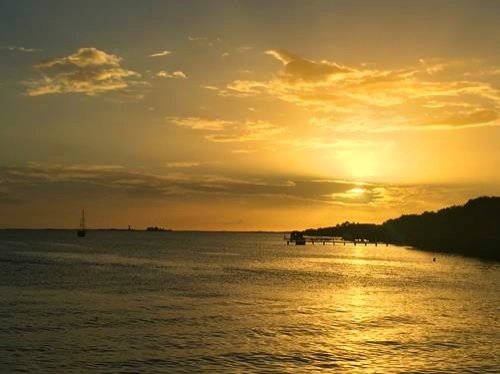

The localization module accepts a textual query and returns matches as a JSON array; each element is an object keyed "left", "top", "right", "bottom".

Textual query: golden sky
[{"left": 0, "top": 1, "right": 499, "bottom": 230}]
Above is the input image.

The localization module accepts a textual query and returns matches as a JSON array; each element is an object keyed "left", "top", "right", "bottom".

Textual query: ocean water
[{"left": 0, "top": 231, "right": 498, "bottom": 373}]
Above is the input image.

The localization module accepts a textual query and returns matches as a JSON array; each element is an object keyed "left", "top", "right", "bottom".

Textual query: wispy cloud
[
  {"left": 156, "top": 70, "right": 187, "bottom": 79},
  {"left": 419, "top": 109, "right": 499, "bottom": 127},
  {"left": 148, "top": 50, "right": 171, "bottom": 58},
  {"left": 2, "top": 46, "right": 42, "bottom": 53},
  {"left": 188, "top": 36, "right": 208, "bottom": 42},
  {"left": 166, "top": 161, "right": 201, "bottom": 168},
  {"left": 187, "top": 36, "right": 222, "bottom": 47},
  {"left": 236, "top": 46, "right": 253, "bottom": 52},
  {"left": 202, "top": 85, "right": 220, "bottom": 91},
  {"left": 231, "top": 148, "right": 257, "bottom": 154},
  {"left": 166, "top": 116, "right": 231, "bottom": 131},
  {"left": 279, "top": 137, "right": 392, "bottom": 151},
  {"left": 205, "top": 120, "right": 283, "bottom": 143},
  {"left": 24, "top": 47, "right": 144, "bottom": 96},
  {"left": 166, "top": 116, "right": 283, "bottom": 142}
]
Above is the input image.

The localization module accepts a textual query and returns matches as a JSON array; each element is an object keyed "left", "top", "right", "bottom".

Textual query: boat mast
[{"left": 81, "top": 209, "right": 85, "bottom": 231}]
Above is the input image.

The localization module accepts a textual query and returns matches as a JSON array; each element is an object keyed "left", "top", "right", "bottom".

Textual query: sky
[{"left": 0, "top": 0, "right": 499, "bottom": 230}]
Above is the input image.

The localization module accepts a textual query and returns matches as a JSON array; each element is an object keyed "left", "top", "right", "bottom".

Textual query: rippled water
[{"left": 1, "top": 231, "right": 498, "bottom": 372}]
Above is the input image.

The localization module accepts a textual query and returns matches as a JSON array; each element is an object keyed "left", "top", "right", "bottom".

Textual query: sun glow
[
  {"left": 349, "top": 187, "right": 366, "bottom": 195},
  {"left": 1, "top": 1, "right": 499, "bottom": 230},
  {"left": 330, "top": 186, "right": 368, "bottom": 203}
]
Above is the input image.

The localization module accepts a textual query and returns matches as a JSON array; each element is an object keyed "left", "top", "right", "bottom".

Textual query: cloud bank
[
  {"left": 0, "top": 164, "right": 483, "bottom": 211},
  {"left": 214, "top": 50, "right": 500, "bottom": 132}
]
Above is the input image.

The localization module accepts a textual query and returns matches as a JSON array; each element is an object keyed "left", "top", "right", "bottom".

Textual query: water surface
[{"left": 1, "top": 231, "right": 498, "bottom": 372}]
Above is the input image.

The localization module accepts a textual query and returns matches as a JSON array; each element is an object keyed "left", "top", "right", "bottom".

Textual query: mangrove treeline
[{"left": 302, "top": 196, "right": 500, "bottom": 260}]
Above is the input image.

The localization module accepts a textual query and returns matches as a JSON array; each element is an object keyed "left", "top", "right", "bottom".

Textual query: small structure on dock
[{"left": 287, "top": 231, "right": 306, "bottom": 245}]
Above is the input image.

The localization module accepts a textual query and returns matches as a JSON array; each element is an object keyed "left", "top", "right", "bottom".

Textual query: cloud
[
  {"left": 0, "top": 164, "right": 484, "bottom": 209},
  {"left": 148, "top": 50, "right": 171, "bottom": 58},
  {"left": 419, "top": 109, "right": 499, "bottom": 127},
  {"left": 166, "top": 116, "right": 231, "bottom": 131},
  {"left": 166, "top": 116, "right": 283, "bottom": 142},
  {"left": 216, "top": 50, "right": 500, "bottom": 131},
  {"left": 265, "top": 49, "right": 351, "bottom": 81},
  {"left": 205, "top": 120, "right": 283, "bottom": 143},
  {"left": 166, "top": 161, "right": 201, "bottom": 168},
  {"left": 231, "top": 149, "right": 257, "bottom": 154},
  {"left": 482, "top": 68, "right": 500, "bottom": 76},
  {"left": 224, "top": 80, "right": 267, "bottom": 96},
  {"left": 188, "top": 36, "right": 222, "bottom": 47},
  {"left": 237, "top": 46, "right": 253, "bottom": 52},
  {"left": 279, "top": 137, "right": 391, "bottom": 151},
  {"left": 24, "top": 47, "right": 143, "bottom": 96},
  {"left": 2, "top": 46, "right": 42, "bottom": 53},
  {"left": 156, "top": 70, "right": 187, "bottom": 79},
  {"left": 0, "top": 164, "right": 386, "bottom": 204},
  {"left": 188, "top": 36, "right": 208, "bottom": 41},
  {"left": 35, "top": 48, "right": 121, "bottom": 68},
  {"left": 202, "top": 85, "right": 220, "bottom": 91}
]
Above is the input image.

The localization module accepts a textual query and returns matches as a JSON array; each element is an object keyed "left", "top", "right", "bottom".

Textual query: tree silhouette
[{"left": 303, "top": 197, "right": 500, "bottom": 260}]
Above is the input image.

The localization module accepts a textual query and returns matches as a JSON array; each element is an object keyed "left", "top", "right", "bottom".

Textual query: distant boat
[{"left": 77, "top": 209, "right": 86, "bottom": 237}]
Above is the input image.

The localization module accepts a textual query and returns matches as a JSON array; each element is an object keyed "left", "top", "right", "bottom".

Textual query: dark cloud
[
  {"left": 266, "top": 49, "right": 351, "bottom": 82},
  {"left": 0, "top": 165, "right": 384, "bottom": 205},
  {"left": 0, "top": 164, "right": 478, "bottom": 210}
]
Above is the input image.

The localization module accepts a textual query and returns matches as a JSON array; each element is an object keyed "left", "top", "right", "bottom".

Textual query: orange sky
[{"left": 0, "top": 1, "right": 499, "bottom": 230}]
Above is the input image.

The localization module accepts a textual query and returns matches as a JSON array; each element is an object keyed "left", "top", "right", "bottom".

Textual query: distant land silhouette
[
  {"left": 303, "top": 196, "right": 500, "bottom": 261},
  {"left": 146, "top": 226, "right": 172, "bottom": 232}
]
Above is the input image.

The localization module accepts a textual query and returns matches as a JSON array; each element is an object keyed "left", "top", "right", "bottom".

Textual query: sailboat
[{"left": 77, "top": 209, "right": 86, "bottom": 237}]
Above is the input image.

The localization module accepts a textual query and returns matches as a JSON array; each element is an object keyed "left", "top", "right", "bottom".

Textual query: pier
[{"left": 284, "top": 231, "right": 388, "bottom": 246}]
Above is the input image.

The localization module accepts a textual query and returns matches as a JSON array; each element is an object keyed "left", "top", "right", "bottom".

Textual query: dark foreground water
[{"left": 0, "top": 231, "right": 498, "bottom": 373}]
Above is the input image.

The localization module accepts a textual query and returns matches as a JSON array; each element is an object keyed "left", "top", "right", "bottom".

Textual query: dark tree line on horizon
[{"left": 302, "top": 196, "right": 500, "bottom": 260}]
